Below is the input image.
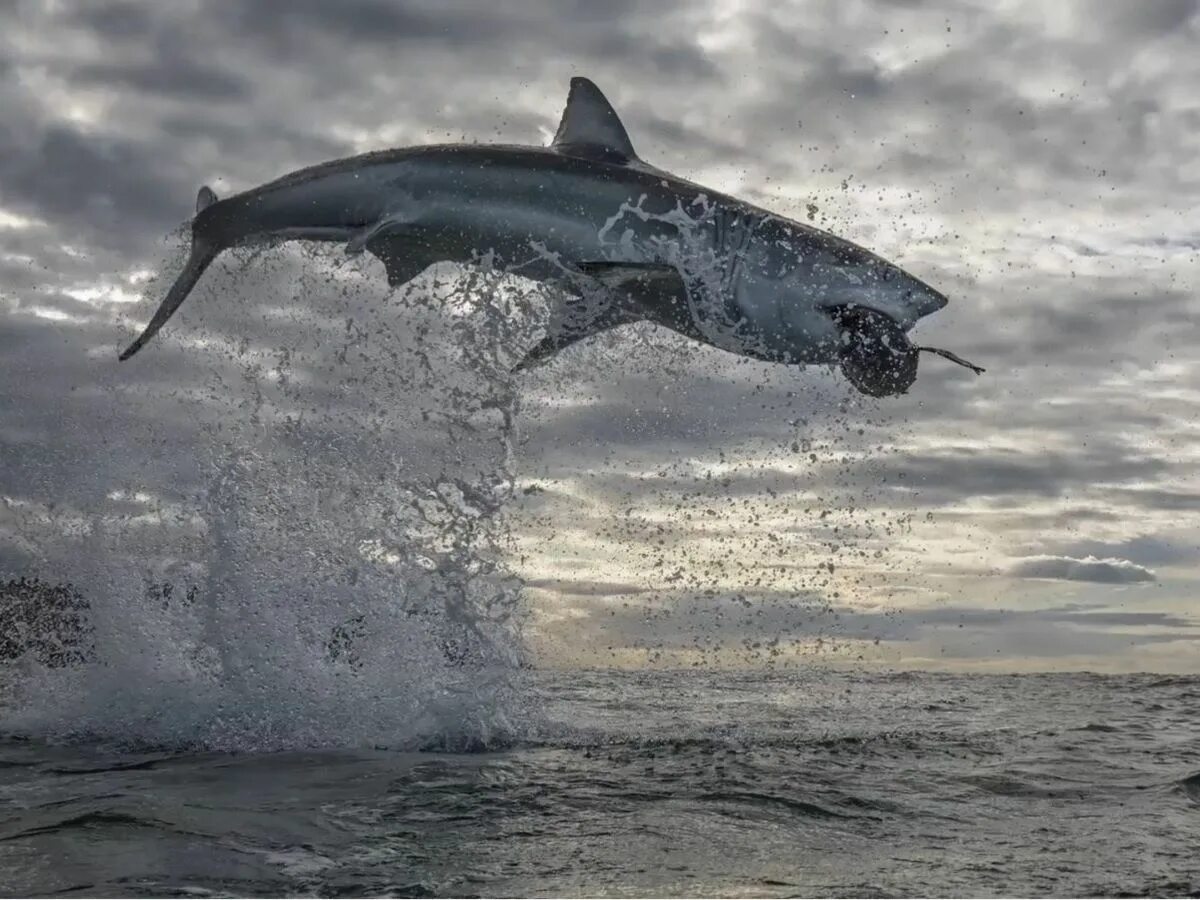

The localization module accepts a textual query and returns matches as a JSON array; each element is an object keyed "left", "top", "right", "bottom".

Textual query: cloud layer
[
  {"left": 1006, "top": 555, "right": 1156, "bottom": 584},
  {"left": 1, "top": 0, "right": 1198, "bottom": 671}
]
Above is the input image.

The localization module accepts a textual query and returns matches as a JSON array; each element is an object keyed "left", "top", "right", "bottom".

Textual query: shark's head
[{"left": 782, "top": 236, "right": 983, "bottom": 396}]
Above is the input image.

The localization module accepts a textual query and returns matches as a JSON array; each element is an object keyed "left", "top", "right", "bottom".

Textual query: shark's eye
[{"left": 879, "top": 265, "right": 896, "bottom": 283}]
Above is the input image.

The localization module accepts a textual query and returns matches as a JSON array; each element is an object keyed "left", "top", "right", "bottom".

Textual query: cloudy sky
[{"left": 1, "top": 0, "right": 1198, "bottom": 673}]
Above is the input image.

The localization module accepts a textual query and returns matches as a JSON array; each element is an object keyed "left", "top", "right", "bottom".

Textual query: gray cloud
[
  {"left": 68, "top": 58, "right": 249, "bottom": 103},
  {"left": 1108, "top": 488, "right": 1200, "bottom": 512},
  {"left": 1094, "top": 1, "right": 1198, "bottom": 36},
  {"left": 67, "top": 2, "right": 158, "bottom": 40},
  {"left": 2, "top": 0, "right": 1198, "bottom": 671},
  {"left": 1006, "top": 555, "right": 1157, "bottom": 584},
  {"left": 1056, "top": 535, "right": 1195, "bottom": 568},
  {"left": 535, "top": 587, "right": 1196, "bottom": 665},
  {"left": 0, "top": 125, "right": 187, "bottom": 245}
]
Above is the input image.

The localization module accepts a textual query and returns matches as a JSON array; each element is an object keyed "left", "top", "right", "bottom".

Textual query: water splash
[{"left": 1, "top": 244, "right": 546, "bottom": 751}]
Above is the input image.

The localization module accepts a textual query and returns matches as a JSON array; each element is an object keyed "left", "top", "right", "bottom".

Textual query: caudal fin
[{"left": 118, "top": 240, "right": 220, "bottom": 361}]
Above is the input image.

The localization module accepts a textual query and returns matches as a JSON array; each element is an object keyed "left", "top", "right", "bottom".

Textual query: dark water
[{"left": 2, "top": 669, "right": 1198, "bottom": 898}]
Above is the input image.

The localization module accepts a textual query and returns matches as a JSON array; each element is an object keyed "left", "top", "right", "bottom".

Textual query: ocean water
[{"left": 2, "top": 669, "right": 1198, "bottom": 898}]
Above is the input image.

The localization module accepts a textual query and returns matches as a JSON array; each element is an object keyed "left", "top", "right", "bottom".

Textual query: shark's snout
[{"left": 894, "top": 268, "right": 949, "bottom": 324}]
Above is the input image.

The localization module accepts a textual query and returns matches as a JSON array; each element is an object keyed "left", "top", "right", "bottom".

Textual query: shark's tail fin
[
  {"left": 119, "top": 188, "right": 221, "bottom": 361},
  {"left": 119, "top": 239, "right": 220, "bottom": 361}
]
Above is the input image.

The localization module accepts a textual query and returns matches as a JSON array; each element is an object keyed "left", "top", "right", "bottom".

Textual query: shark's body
[{"left": 120, "top": 78, "right": 981, "bottom": 394}]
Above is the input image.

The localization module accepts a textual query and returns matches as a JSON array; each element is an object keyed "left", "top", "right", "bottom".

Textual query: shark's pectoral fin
[
  {"left": 346, "top": 212, "right": 415, "bottom": 257},
  {"left": 512, "top": 274, "right": 646, "bottom": 372},
  {"left": 512, "top": 313, "right": 637, "bottom": 372},
  {"left": 576, "top": 261, "right": 704, "bottom": 342},
  {"left": 512, "top": 332, "right": 580, "bottom": 372},
  {"left": 364, "top": 230, "right": 443, "bottom": 288},
  {"left": 578, "top": 261, "right": 688, "bottom": 311}
]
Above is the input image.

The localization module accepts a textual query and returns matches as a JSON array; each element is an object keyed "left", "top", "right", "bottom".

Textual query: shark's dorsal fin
[
  {"left": 196, "top": 185, "right": 218, "bottom": 213},
  {"left": 552, "top": 77, "right": 638, "bottom": 164}
]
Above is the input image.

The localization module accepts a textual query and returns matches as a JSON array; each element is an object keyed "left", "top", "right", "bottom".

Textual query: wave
[
  {"left": 693, "top": 789, "right": 853, "bottom": 820},
  {"left": 0, "top": 810, "right": 190, "bottom": 843}
]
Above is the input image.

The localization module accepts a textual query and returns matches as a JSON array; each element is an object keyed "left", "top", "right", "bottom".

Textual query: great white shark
[{"left": 119, "top": 77, "right": 982, "bottom": 395}]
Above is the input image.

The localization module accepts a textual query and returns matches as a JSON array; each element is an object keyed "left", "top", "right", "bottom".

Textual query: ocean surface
[{"left": 2, "top": 669, "right": 1198, "bottom": 898}]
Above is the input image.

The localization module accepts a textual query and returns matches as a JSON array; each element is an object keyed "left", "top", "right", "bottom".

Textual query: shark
[{"left": 119, "top": 77, "right": 982, "bottom": 396}]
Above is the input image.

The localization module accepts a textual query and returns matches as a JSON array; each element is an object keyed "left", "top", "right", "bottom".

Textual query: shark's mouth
[{"left": 827, "top": 305, "right": 984, "bottom": 397}]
